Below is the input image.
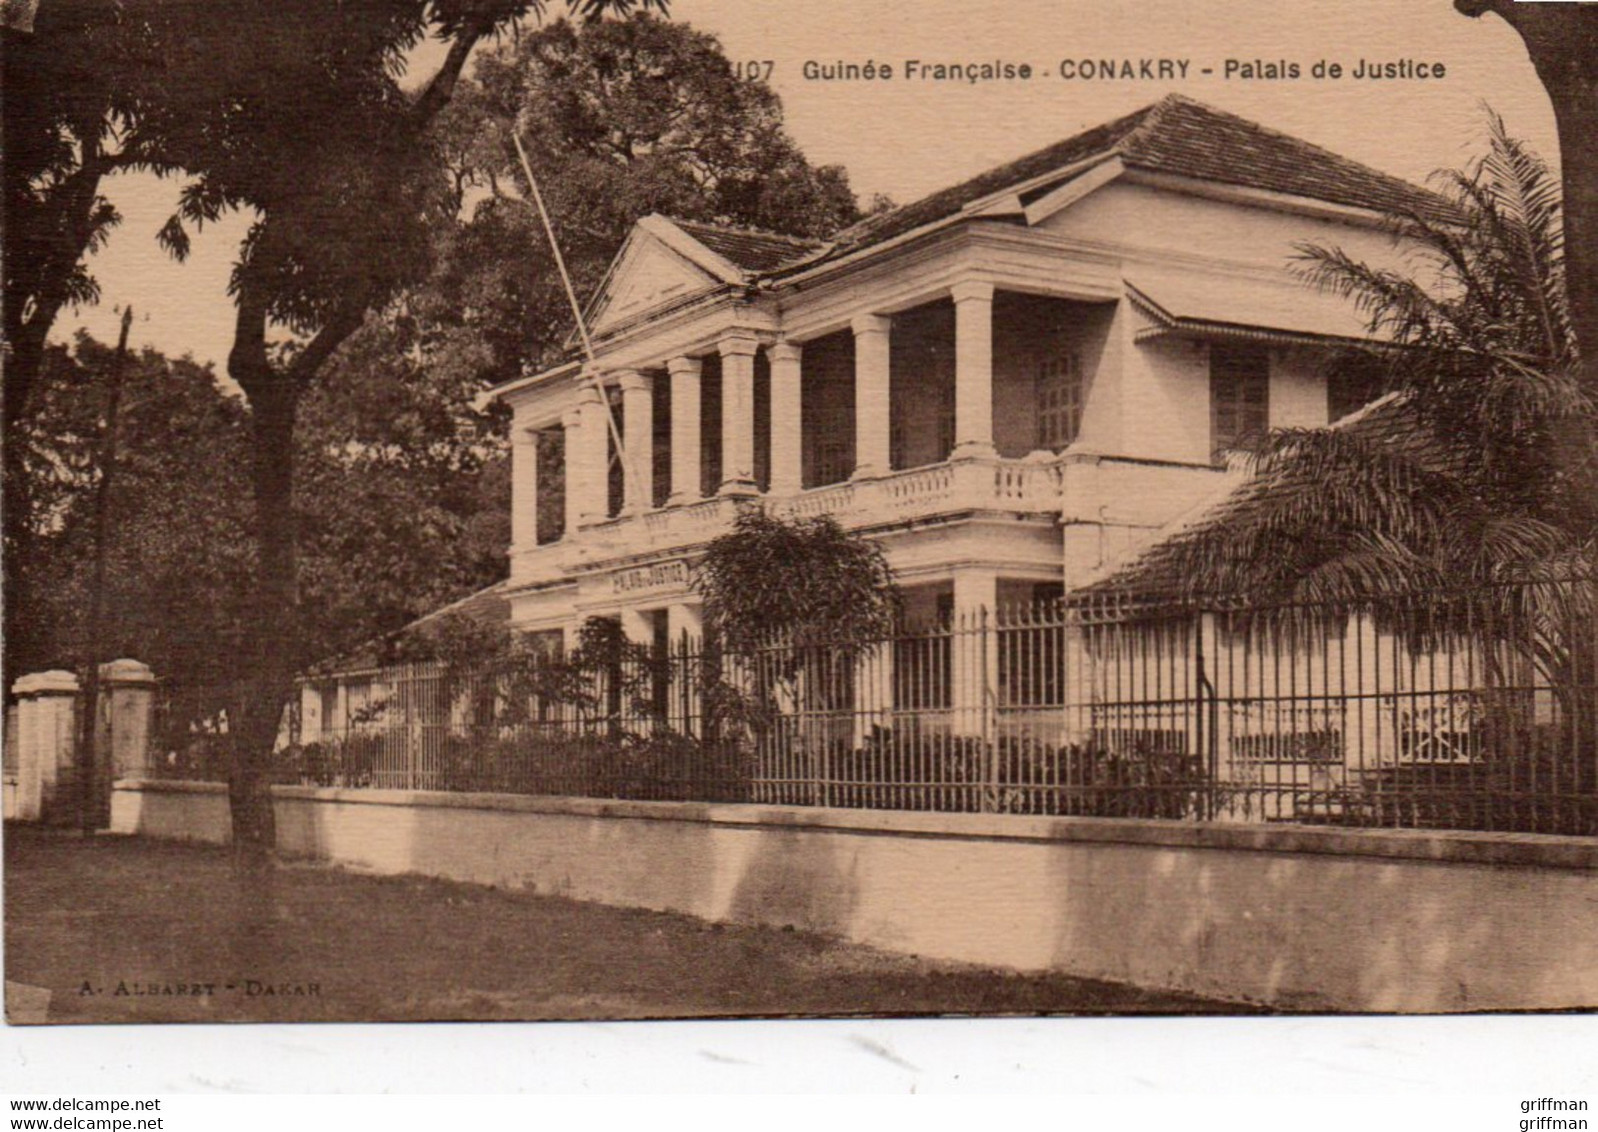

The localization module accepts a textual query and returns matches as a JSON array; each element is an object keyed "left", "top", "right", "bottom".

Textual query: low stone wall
[{"left": 110, "top": 778, "right": 1598, "bottom": 1012}]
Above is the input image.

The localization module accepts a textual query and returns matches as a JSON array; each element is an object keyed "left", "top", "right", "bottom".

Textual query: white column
[
  {"left": 589, "top": 382, "right": 618, "bottom": 524},
  {"left": 510, "top": 423, "right": 540, "bottom": 553},
  {"left": 719, "top": 334, "right": 759, "bottom": 497},
  {"left": 951, "top": 280, "right": 996, "bottom": 459},
  {"left": 667, "top": 356, "right": 702, "bottom": 506},
  {"left": 852, "top": 313, "right": 891, "bottom": 480},
  {"left": 619, "top": 606, "right": 653, "bottom": 646},
  {"left": 617, "top": 370, "right": 654, "bottom": 516},
  {"left": 13, "top": 670, "right": 80, "bottom": 823},
  {"left": 1059, "top": 449, "right": 1104, "bottom": 588},
  {"left": 560, "top": 405, "right": 583, "bottom": 536},
  {"left": 566, "top": 382, "right": 609, "bottom": 528},
  {"left": 667, "top": 603, "right": 704, "bottom": 735},
  {"left": 768, "top": 340, "right": 804, "bottom": 495},
  {"left": 951, "top": 569, "right": 999, "bottom": 738},
  {"left": 852, "top": 642, "right": 894, "bottom": 752}
]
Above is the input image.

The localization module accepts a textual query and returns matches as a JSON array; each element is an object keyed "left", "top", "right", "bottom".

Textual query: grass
[{"left": 4, "top": 825, "right": 1249, "bottom": 1023}]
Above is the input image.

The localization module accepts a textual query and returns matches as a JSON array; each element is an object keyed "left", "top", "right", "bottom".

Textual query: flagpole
[{"left": 511, "top": 130, "right": 640, "bottom": 510}]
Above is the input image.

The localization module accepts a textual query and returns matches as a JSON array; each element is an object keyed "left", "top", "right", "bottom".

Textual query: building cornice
[{"left": 1119, "top": 168, "right": 1395, "bottom": 230}]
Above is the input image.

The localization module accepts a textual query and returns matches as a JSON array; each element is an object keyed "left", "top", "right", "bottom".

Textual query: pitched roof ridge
[
  {"left": 1111, "top": 90, "right": 1187, "bottom": 155},
  {"left": 1121, "top": 94, "right": 1439, "bottom": 203},
  {"left": 666, "top": 214, "right": 824, "bottom": 247},
  {"left": 827, "top": 97, "right": 1163, "bottom": 247}
]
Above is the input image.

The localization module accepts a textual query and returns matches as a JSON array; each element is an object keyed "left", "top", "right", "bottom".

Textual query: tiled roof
[
  {"left": 649, "top": 98, "right": 1448, "bottom": 303},
  {"left": 816, "top": 94, "right": 1453, "bottom": 264},
  {"left": 1115, "top": 96, "right": 1454, "bottom": 223},
  {"left": 306, "top": 581, "right": 511, "bottom": 675},
  {"left": 406, "top": 581, "right": 512, "bottom": 633},
  {"left": 826, "top": 101, "right": 1159, "bottom": 254},
  {"left": 668, "top": 217, "right": 824, "bottom": 274}
]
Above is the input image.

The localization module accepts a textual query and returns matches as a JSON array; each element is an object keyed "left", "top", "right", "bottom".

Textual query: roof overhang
[
  {"left": 476, "top": 358, "right": 582, "bottom": 410},
  {"left": 1121, "top": 168, "right": 1397, "bottom": 229},
  {"left": 1126, "top": 271, "right": 1382, "bottom": 350}
]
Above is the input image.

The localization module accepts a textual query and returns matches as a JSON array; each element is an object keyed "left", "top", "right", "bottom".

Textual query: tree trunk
[
  {"left": 211, "top": 12, "right": 497, "bottom": 862},
  {"left": 4, "top": 151, "right": 112, "bottom": 430},
  {"left": 1542, "top": 65, "right": 1598, "bottom": 397},
  {"left": 227, "top": 296, "right": 296, "bottom": 866}
]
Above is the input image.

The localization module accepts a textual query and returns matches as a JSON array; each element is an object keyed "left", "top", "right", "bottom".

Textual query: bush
[{"left": 825, "top": 727, "right": 1208, "bottom": 818}]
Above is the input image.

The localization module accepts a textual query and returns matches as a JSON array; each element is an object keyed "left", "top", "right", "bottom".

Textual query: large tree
[
  {"left": 285, "top": 10, "right": 866, "bottom": 655},
  {"left": 6, "top": 324, "right": 508, "bottom": 720},
  {"left": 128, "top": 0, "right": 664, "bottom": 857},
  {"left": 429, "top": 12, "right": 863, "bottom": 381},
  {"left": 8, "top": 3, "right": 860, "bottom": 857},
  {"left": 2, "top": 0, "right": 180, "bottom": 429},
  {"left": 6, "top": 333, "right": 256, "bottom": 695},
  {"left": 292, "top": 312, "right": 509, "bottom": 666}
]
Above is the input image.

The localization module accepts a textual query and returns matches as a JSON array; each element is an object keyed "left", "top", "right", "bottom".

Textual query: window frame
[{"left": 1209, "top": 342, "right": 1271, "bottom": 462}]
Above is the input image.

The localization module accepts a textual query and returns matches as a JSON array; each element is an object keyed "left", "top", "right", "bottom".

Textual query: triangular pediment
[{"left": 589, "top": 224, "right": 729, "bottom": 336}]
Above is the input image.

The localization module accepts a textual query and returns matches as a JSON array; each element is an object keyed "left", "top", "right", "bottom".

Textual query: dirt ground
[{"left": 3, "top": 824, "right": 1249, "bottom": 1023}]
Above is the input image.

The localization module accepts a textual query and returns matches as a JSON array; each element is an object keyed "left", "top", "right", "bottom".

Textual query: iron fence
[{"left": 157, "top": 577, "right": 1598, "bottom": 836}]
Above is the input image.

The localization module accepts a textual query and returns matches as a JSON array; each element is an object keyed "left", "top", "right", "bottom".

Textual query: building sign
[{"left": 610, "top": 560, "right": 690, "bottom": 595}]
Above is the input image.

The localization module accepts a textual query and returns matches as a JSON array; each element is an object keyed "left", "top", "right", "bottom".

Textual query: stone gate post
[
  {"left": 101, "top": 659, "right": 157, "bottom": 781},
  {"left": 12, "top": 670, "right": 81, "bottom": 824}
]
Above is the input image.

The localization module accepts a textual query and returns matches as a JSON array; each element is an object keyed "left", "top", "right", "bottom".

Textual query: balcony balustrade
[{"left": 510, "top": 455, "right": 1067, "bottom": 583}]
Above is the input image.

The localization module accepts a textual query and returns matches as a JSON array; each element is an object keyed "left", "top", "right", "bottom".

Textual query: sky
[{"left": 52, "top": 0, "right": 1559, "bottom": 374}]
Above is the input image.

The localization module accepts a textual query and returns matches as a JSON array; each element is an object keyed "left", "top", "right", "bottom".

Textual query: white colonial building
[{"left": 487, "top": 95, "right": 1440, "bottom": 655}]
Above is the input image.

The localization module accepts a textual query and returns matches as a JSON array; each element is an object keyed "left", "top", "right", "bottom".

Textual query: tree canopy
[
  {"left": 694, "top": 508, "right": 901, "bottom": 657},
  {"left": 5, "top": 327, "right": 510, "bottom": 700},
  {"left": 6, "top": 332, "right": 255, "bottom": 691},
  {"left": 429, "top": 12, "right": 864, "bottom": 380}
]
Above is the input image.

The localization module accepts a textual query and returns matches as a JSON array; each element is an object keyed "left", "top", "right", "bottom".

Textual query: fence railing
[{"left": 154, "top": 577, "right": 1598, "bottom": 836}]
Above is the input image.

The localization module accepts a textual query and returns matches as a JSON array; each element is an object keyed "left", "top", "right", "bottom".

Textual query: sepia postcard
[{"left": 4, "top": 1, "right": 1597, "bottom": 1087}]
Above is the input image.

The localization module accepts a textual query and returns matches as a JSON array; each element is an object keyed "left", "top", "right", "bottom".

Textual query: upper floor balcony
[
  {"left": 508, "top": 285, "right": 1126, "bottom": 586},
  {"left": 504, "top": 276, "right": 1332, "bottom": 591},
  {"left": 513, "top": 452, "right": 1069, "bottom": 581}
]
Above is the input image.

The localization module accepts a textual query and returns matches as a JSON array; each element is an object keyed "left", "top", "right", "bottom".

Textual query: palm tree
[
  {"left": 1112, "top": 117, "right": 1597, "bottom": 831},
  {"left": 1140, "top": 114, "right": 1591, "bottom": 603}
]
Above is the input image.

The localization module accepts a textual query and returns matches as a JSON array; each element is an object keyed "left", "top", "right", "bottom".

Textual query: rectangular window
[
  {"left": 800, "top": 333, "right": 855, "bottom": 488},
  {"left": 649, "top": 610, "right": 670, "bottom": 719},
  {"left": 810, "top": 418, "right": 852, "bottom": 486},
  {"left": 1036, "top": 352, "right": 1084, "bottom": 450},
  {"left": 1327, "top": 362, "right": 1386, "bottom": 424},
  {"left": 1210, "top": 343, "right": 1270, "bottom": 460}
]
